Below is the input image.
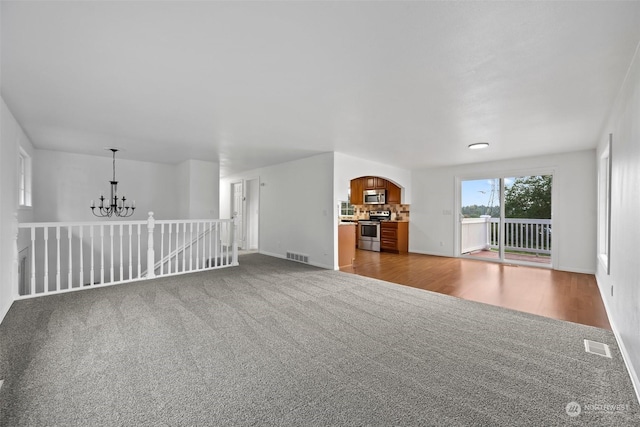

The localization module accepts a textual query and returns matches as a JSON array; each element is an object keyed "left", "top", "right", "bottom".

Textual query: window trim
[
  {"left": 598, "top": 134, "right": 612, "bottom": 274},
  {"left": 18, "top": 148, "right": 32, "bottom": 208}
]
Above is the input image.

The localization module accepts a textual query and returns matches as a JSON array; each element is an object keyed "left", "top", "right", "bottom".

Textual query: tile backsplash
[{"left": 352, "top": 204, "right": 410, "bottom": 221}]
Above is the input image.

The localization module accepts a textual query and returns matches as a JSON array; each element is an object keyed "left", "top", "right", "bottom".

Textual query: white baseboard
[
  {"left": 555, "top": 265, "right": 596, "bottom": 274},
  {"left": 595, "top": 275, "right": 640, "bottom": 405},
  {"left": 407, "top": 249, "right": 452, "bottom": 258}
]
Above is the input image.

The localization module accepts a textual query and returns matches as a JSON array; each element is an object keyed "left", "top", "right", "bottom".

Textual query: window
[
  {"left": 18, "top": 148, "right": 32, "bottom": 207},
  {"left": 340, "top": 201, "right": 355, "bottom": 216},
  {"left": 598, "top": 135, "right": 612, "bottom": 274}
]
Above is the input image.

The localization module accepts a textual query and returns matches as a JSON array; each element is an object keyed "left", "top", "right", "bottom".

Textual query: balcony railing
[
  {"left": 15, "top": 212, "right": 238, "bottom": 299},
  {"left": 461, "top": 216, "right": 551, "bottom": 255}
]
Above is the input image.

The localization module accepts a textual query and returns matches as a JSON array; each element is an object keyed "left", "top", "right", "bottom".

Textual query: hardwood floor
[{"left": 341, "top": 249, "right": 611, "bottom": 330}]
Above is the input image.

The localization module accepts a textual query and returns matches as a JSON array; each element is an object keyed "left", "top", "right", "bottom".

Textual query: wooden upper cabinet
[
  {"left": 350, "top": 177, "right": 364, "bottom": 205},
  {"left": 350, "top": 176, "right": 402, "bottom": 204},
  {"left": 363, "top": 176, "right": 385, "bottom": 190},
  {"left": 386, "top": 181, "right": 401, "bottom": 204}
]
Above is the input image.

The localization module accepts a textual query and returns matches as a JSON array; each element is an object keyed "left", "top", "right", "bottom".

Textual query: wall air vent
[
  {"left": 286, "top": 251, "right": 309, "bottom": 264},
  {"left": 584, "top": 339, "right": 612, "bottom": 358}
]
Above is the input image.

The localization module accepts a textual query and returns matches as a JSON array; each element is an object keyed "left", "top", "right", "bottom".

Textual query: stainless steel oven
[
  {"left": 358, "top": 221, "right": 380, "bottom": 252},
  {"left": 358, "top": 210, "right": 390, "bottom": 252}
]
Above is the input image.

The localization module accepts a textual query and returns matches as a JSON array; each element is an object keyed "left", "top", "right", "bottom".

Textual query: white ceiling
[{"left": 2, "top": 1, "right": 640, "bottom": 177}]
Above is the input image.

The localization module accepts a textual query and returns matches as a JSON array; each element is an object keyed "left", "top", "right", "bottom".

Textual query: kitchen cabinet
[
  {"left": 338, "top": 223, "right": 357, "bottom": 268},
  {"left": 386, "top": 182, "right": 401, "bottom": 204},
  {"left": 350, "top": 178, "right": 363, "bottom": 205},
  {"left": 350, "top": 176, "right": 402, "bottom": 205},
  {"left": 380, "top": 222, "right": 408, "bottom": 253},
  {"left": 364, "top": 176, "right": 385, "bottom": 190}
]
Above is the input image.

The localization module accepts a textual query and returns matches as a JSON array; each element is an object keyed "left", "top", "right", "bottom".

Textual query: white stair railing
[
  {"left": 143, "top": 219, "right": 235, "bottom": 278},
  {"left": 15, "top": 212, "right": 238, "bottom": 299}
]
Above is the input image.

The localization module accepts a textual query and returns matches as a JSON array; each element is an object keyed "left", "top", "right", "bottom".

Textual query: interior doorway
[
  {"left": 231, "top": 179, "right": 260, "bottom": 251},
  {"left": 459, "top": 174, "right": 553, "bottom": 267},
  {"left": 231, "top": 181, "right": 245, "bottom": 250},
  {"left": 245, "top": 178, "right": 260, "bottom": 251}
]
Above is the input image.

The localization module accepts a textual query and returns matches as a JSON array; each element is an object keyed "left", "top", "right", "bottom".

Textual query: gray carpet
[{"left": 0, "top": 253, "right": 638, "bottom": 426}]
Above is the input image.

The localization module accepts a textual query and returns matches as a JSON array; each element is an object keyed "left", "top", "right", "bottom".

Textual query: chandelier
[{"left": 90, "top": 148, "right": 136, "bottom": 218}]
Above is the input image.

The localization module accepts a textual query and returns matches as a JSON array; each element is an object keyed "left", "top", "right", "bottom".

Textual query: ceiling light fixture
[
  {"left": 90, "top": 148, "right": 136, "bottom": 217},
  {"left": 468, "top": 142, "right": 490, "bottom": 150}
]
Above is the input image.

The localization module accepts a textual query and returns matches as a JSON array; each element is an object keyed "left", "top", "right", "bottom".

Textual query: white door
[
  {"left": 231, "top": 181, "right": 245, "bottom": 249},
  {"left": 245, "top": 178, "right": 260, "bottom": 250},
  {"left": 459, "top": 175, "right": 553, "bottom": 267}
]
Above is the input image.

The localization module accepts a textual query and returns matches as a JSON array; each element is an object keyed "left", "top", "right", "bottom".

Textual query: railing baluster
[
  {"left": 119, "top": 224, "right": 123, "bottom": 282},
  {"left": 547, "top": 224, "right": 551, "bottom": 251},
  {"left": 160, "top": 223, "right": 165, "bottom": 275},
  {"left": 226, "top": 221, "right": 230, "bottom": 266},
  {"left": 208, "top": 222, "right": 213, "bottom": 268},
  {"left": 100, "top": 225, "right": 105, "bottom": 285},
  {"left": 509, "top": 222, "right": 515, "bottom": 247},
  {"left": 56, "top": 226, "right": 61, "bottom": 292},
  {"left": 79, "top": 226, "right": 84, "bottom": 288},
  {"left": 90, "top": 225, "right": 95, "bottom": 286},
  {"left": 137, "top": 224, "right": 141, "bottom": 279},
  {"left": 30, "top": 227, "right": 36, "bottom": 295},
  {"left": 109, "top": 224, "right": 114, "bottom": 284},
  {"left": 43, "top": 226, "right": 49, "bottom": 293},
  {"left": 224, "top": 222, "right": 228, "bottom": 265},
  {"left": 128, "top": 224, "right": 133, "bottom": 280},
  {"left": 146, "top": 212, "right": 155, "bottom": 279},
  {"left": 230, "top": 219, "right": 233, "bottom": 265},
  {"left": 190, "top": 222, "right": 194, "bottom": 271},
  {"left": 196, "top": 222, "right": 200, "bottom": 270},
  {"left": 168, "top": 223, "right": 173, "bottom": 274},
  {"left": 174, "top": 223, "right": 179, "bottom": 273},
  {"left": 215, "top": 222, "right": 220, "bottom": 267},
  {"left": 204, "top": 222, "right": 208, "bottom": 268},
  {"left": 68, "top": 226, "right": 73, "bottom": 289},
  {"left": 182, "top": 223, "right": 186, "bottom": 272}
]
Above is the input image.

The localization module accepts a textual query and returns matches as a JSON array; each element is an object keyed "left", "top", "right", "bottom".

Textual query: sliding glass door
[{"left": 460, "top": 174, "right": 553, "bottom": 266}]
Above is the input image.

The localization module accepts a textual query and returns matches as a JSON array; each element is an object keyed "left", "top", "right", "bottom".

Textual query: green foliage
[
  {"left": 462, "top": 175, "right": 552, "bottom": 219},
  {"left": 504, "top": 175, "right": 552, "bottom": 219},
  {"left": 461, "top": 205, "right": 500, "bottom": 218}
]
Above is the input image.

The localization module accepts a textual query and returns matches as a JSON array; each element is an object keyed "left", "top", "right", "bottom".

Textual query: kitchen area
[{"left": 338, "top": 176, "right": 410, "bottom": 269}]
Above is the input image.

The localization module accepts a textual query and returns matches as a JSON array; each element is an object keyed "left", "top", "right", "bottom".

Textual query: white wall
[
  {"left": 33, "top": 150, "right": 183, "bottom": 222},
  {"left": 0, "top": 97, "right": 35, "bottom": 322},
  {"left": 595, "top": 43, "right": 640, "bottom": 401},
  {"left": 410, "top": 150, "right": 597, "bottom": 274},
  {"left": 176, "top": 159, "right": 220, "bottom": 219},
  {"left": 221, "top": 153, "right": 335, "bottom": 269}
]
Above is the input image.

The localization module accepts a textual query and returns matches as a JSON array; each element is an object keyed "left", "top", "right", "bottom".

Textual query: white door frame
[
  {"left": 244, "top": 177, "right": 260, "bottom": 251},
  {"left": 454, "top": 167, "right": 558, "bottom": 269},
  {"left": 230, "top": 180, "right": 245, "bottom": 250}
]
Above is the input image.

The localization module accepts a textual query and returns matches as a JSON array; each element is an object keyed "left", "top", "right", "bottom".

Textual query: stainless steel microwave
[{"left": 363, "top": 189, "right": 386, "bottom": 205}]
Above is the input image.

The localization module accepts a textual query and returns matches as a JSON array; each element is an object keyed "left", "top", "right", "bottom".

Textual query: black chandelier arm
[
  {"left": 90, "top": 148, "right": 137, "bottom": 218},
  {"left": 90, "top": 205, "right": 136, "bottom": 218}
]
